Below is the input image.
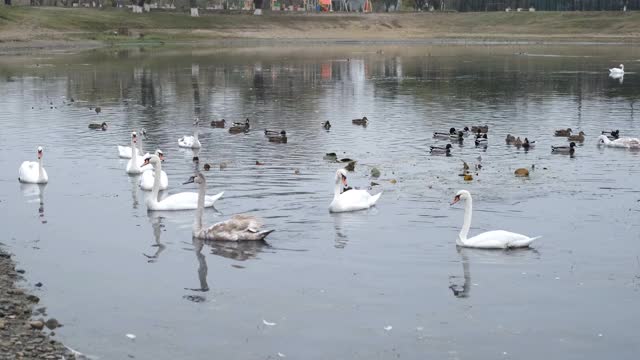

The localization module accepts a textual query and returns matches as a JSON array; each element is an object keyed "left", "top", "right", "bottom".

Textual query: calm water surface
[{"left": 0, "top": 44, "right": 639, "bottom": 359}]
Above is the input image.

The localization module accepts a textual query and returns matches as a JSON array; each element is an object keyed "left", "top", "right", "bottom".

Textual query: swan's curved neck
[
  {"left": 333, "top": 177, "right": 341, "bottom": 201},
  {"left": 150, "top": 160, "right": 162, "bottom": 205},
  {"left": 459, "top": 197, "right": 472, "bottom": 245},
  {"left": 132, "top": 137, "right": 138, "bottom": 163},
  {"left": 194, "top": 178, "right": 205, "bottom": 235},
  {"left": 37, "top": 155, "right": 44, "bottom": 181},
  {"left": 193, "top": 126, "right": 199, "bottom": 141}
]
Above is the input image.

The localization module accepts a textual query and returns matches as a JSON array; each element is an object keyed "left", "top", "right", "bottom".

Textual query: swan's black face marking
[{"left": 451, "top": 194, "right": 461, "bottom": 205}]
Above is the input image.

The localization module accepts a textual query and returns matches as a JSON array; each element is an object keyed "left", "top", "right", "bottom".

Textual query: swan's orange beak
[
  {"left": 450, "top": 195, "right": 461, "bottom": 206},
  {"left": 141, "top": 158, "right": 150, "bottom": 168}
]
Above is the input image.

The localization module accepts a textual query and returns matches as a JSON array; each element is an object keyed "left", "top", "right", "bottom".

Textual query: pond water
[{"left": 0, "top": 44, "right": 639, "bottom": 359}]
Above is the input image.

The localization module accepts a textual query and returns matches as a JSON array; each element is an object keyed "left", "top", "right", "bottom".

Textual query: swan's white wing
[
  {"left": 18, "top": 161, "right": 38, "bottom": 183},
  {"left": 139, "top": 170, "right": 168, "bottom": 191},
  {"left": 204, "top": 191, "right": 224, "bottom": 207},
  {"left": 330, "top": 189, "right": 378, "bottom": 212},
  {"left": 153, "top": 191, "right": 222, "bottom": 210},
  {"left": 464, "top": 230, "right": 537, "bottom": 249},
  {"left": 178, "top": 136, "right": 195, "bottom": 147}
]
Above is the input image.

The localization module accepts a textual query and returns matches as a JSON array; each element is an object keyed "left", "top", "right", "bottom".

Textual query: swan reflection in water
[
  {"left": 183, "top": 237, "right": 267, "bottom": 303},
  {"left": 20, "top": 183, "right": 47, "bottom": 224},
  {"left": 130, "top": 175, "right": 140, "bottom": 209},
  {"left": 449, "top": 247, "right": 540, "bottom": 298},
  {"left": 609, "top": 72, "right": 624, "bottom": 85},
  {"left": 143, "top": 213, "right": 167, "bottom": 263}
]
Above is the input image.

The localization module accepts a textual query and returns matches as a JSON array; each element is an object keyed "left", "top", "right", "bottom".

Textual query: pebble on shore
[{"left": 0, "top": 247, "right": 71, "bottom": 358}]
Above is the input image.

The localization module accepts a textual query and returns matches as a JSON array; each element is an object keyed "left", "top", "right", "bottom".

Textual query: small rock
[
  {"left": 514, "top": 168, "right": 529, "bottom": 177},
  {"left": 30, "top": 321, "right": 44, "bottom": 330},
  {"left": 370, "top": 167, "right": 381, "bottom": 178},
  {"left": 45, "top": 318, "right": 60, "bottom": 330}
]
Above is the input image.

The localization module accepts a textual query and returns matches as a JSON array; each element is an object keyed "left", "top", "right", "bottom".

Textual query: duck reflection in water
[
  {"left": 20, "top": 183, "right": 47, "bottom": 224},
  {"left": 143, "top": 213, "right": 166, "bottom": 263}
]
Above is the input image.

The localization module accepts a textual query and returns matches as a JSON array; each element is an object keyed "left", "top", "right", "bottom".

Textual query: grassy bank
[{"left": 0, "top": 7, "right": 639, "bottom": 49}]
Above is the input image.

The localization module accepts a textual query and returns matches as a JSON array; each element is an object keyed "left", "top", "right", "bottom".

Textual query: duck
[
  {"left": 450, "top": 190, "right": 539, "bottom": 249},
  {"left": 434, "top": 127, "right": 457, "bottom": 139},
  {"left": 471, "top": 125, "right": 488, "bottom": 134},
  {"left": 597, "top": 134, "right": 640, "bottom": 149},
  {"left": 94, "top": 106, "right": 101, "bottom": 114},
  {"left": 186, "top": 172, "right": 274, "bottom": 241},
  {"left": 139, "top": 150, "right": 168, "bottom": 191},
  {"left": 352, "top": 116, "right": 368, "bottom": 126},
  {"left": 474, "top": 133, "right": 488, "bottom": 146},
  {"left": 329, "top": 168, "right": 382, "bottom": 213},
  {"left": 451, "top": 131, "right": 465, "bottom": 142},
  {"left": 178, "top": 118, "right": 202, "bottom": 149},
  {"left": 567, "top": 131, "right": 586, "bottom": 142},
  {"left": 323, "top": 121, "right": 331, "bottom": 130},
  {"left": 430, "top": 144, "right": 452, "bottom": 155},
  {"left": 602, "top": 130, "right": 620, "bottom": 140},
  {"left": 505, "top": 134, "right": 516, "bottom": 144},
  {"left": 609, "top": 64, "right": 624, "bottom": 75},
  {"left": 88, "top": 122, "right": 108, "bottom": 131},
  {"left": 522, "top": 138, "right": 536, "bottom": 150},
  {"left": 513, "top": 137, "right": 523, "bottom": 147},
  {"left": 18, "top": 146, "right": 49, "bottom": 184},
  {"left": 141, "top": 155, "right": 223, "bottom": 211},
  {"left": 117, "top": 131, "right": 142, "bottom": 159},
  {"left": 210, "top": 119, "right": 226, "bottom": 128},
  {"left": 554, "top": 128, "right": 572, "bottom": 137},
  {"left": 267, "top": 130, "right": 287, "bottom": 143},
  {"left": 552, "top": 142, "right": 576, "bottom": 155},
  {"left": 229, "top": 119, "right": 250, "bottom": 134}
]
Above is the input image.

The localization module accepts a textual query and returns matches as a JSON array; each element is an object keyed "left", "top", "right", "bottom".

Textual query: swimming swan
[
  {"left": 178, "top": 118, "right": 202, "bottom": 149},
  {"left": 126, "top": 132, "right": 145, "bottom": 175},
  {"left": 597, "top": 134, "right": 640, "bottom": 148},
  {"left": 329, "top": 168, "right": 382, "bottom": 213},
  {"left": 451, "top": 190, "right": 539, "bottom": 249},
  {"left": 142, "top": 155, "right": 223, "bottom": 211},
  {"left": 117, "top": 131, "right": 142, "bottom": 159},
  {"left": 609, "top": 64, "right": 624, "bottom": 75},
  {"left": 185, "top": 172, "right": 274, "bottom": 241},
  {"left": 139, "top": 150, "right": 168, "bottom": 191},
  {"left": 18, "top": 146, "right": 48, "bottom": 184}
]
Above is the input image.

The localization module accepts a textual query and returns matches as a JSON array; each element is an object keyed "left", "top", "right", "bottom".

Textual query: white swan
[
  {"left": 597, "top": 134, "right": 640, "bottom": 148},
  {"left": 18, "top": 146, "right": 48, "bottom": 184},
  {"left": 139, "top": 150, "right": 168, "bottom": 191},
  {"left": 178, "top": 118, "right": 202, "bottom": 149},
  {"left": 142, "top": 155, "right": 223, "bottom": 211},
  {"left": 329, "top": 169, "right": 382, "bottom": 213},
  {"left": 451, "top": 190, "right": 539, "bottom": 249},
  {"left": 126, "top": 132, "right": 145, "bottom": 175},
  {"left": 609, "top": 64, "right": 624, "bottom": 75},
  {"left": 117, "top": 131, "right": 142, "bottom": 159},
  {"left": 186, "top": 172, "right": 274, "bottom": 241}
]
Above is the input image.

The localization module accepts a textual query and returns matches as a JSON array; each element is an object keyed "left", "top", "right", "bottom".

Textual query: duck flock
[{"left": 16, "top": 64, "right": 636, "bottom": 249}]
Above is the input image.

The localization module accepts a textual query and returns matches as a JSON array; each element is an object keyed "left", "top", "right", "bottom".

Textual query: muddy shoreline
[{"left": 0, "top": 246, "right": 71, "bottom": 359}]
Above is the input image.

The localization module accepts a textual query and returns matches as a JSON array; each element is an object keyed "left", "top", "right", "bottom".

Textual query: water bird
[
  {"left": 203, "top": 163, "right": 211, "bottom": 171},
  {"left": 185, "top": 173, "right": 274, "bottom": 241},
  {"left": 88, "top": 122, "right": 108, "bottom": 131},
  {"left": 522, "top": 138, "right": 535, "bottom": 149},
  {"left": 141, "top": 155, "right": 223, "bottom": 211},
  {"left": 471, "top": 125, "right": 488, "bottom": 133},
  {"left": 554, "top": 128, "right": 572, "bottom": 137},
  {"left": 514, "top": 168, "right": 529, "bottom": 177},
  {"left": 210, "top": 119, "right": 226, "bottom": 128},
  {"left": 126, "top": 132, "right": 146, "bottom": 175},
  {"left": 609, "top": 64, "right": 624, "bottom": 75},
  {"left": 567, "top": 131, "right": 586, "bottom": 142},
  {"left": 450, "top": 190, "right": 539, "bottom": 249},
  {"left": 352, "top": 116, "right": 368, "bottom": 126},
  {"left": 117, "top": 131, "right": 142, "bottom": 159},
  {"left": 597, "top": 134, "right": 640, "bottom": 148},
  {"left": 433, "top": 127, "right": 456, "bottom": 139},
  {"left": 474, "top": 133, "right": 488, "bottom": 146},
  {"left": 229, "top": 119, "right": 250, "bottom": 134},
  {"left": 329, "top": 168, "right": 382, "bottom": 213},
  {"left": 323, "top": 121, "right": 331, "bottom": 130},
  {"left": 602, "top": 130, "right": 620, "bottom": 140},
  {"left": 94, "top": 106, "right": 101, "bottom": 114},
  {"left": 18, "top": 146, "right": 48, "bottom": 184},
  {"left": 139, "top": 150, "right": 168, "bottom": 191},
  {"left": 430, "top": 144, "right": 452, "bottom": 155},
  {"left": 178, "top": 118, "right": 202, "bottom": 148},
  {"left": 513, "top": 137, "right": 523, "bottom": 147},
  {"left": 505, "top": 134, "right": 515, "bottom": 144},
  {"left": 266, "top": 130, "right": 287, "bottom": 143},
  {"left": 551, "top": 142, "right": 576, "bottom": 155}
]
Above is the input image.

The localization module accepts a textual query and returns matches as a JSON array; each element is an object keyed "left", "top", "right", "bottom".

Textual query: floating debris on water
[{"left": 262, "top": 319, "right": 277, "bottom": 326}]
